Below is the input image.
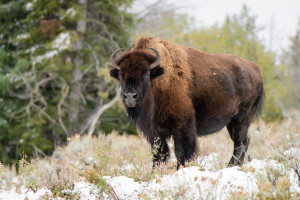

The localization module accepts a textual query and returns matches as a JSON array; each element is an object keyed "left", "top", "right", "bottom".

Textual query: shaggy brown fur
[{"left": 110, "top": 37, "right": 264, "bottom": 170}]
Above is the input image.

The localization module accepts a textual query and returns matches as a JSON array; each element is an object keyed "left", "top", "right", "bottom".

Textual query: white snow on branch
[
  {"left": 52, "top": 32, "right": 71, "bottom": 51},
  {"left": 32, "top": 50, "right": 58, "bottom": 65},
  {"left": 16, "top": 33, "right": 30, "bottom": 40},
  {"left": 31, "top": 32, "right": 71, "bottom": 65},
  {"left": 66, "top": 7, "right": 77, "bottom": 18},
  {"left": 25, "top": 3, "right": 33, "bottom": 11}
]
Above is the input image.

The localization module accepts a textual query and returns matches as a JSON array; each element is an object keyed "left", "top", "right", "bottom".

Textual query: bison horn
[
  {"left": 148, "top": 47, "right": 161, "bottom": 70},
  {"left": 110, "top": 48, "right": 123, "bottom": 70}
]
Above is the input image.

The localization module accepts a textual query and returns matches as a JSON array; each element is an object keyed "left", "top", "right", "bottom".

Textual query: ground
[{"left": 0, "top": 110, "right": 300, "bottom": 199}]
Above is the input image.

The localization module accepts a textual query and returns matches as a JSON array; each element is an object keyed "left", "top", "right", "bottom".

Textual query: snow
[
  {"left": 61, "top": 180, "right": 101, "bottom": 200},
  {"left": 25, "top": 46, "right": 38, "bottom": 54},
  {"left": 106, "top": 176, "right": 141, "bottom": 199},
  {"left": 284, "top": 147, "right": 300, "bottom": 159},
  {"left": 1, "top": 154, "right": 299, "bottom": 200},
  {"left": 103, "top": 156, "right": 299, "bottom": 200},
  {"left": 194, "top": 153, "right": 222, "bottom": 171},
  {"left": 289, "top": 169, "right": 300, "bottom": 195},
  {"left": 0, "top": 186, "right": 52, "bottom": 200},
  {"left": 32, "top": 50, "right": 58, "bottom": 65},
  {"left": 31, "top": 32, "right": 71, "bottom": 65},
  {"left": 52, "top": 32, "right": 71, "bottom": 51},
  {"left": 246, "top": 159, "right": 287, "bottom": 180},
  {"left": 65, "top": 7, "right": 77, "bottom": 18},
  {"left": 0, "top": 181, "right": 100, "bottom": 200},
  {"left": 16, "top": 33, "right": 30, "bottom": 40},
  {"left": 25, "top": 3, "right": 33, "bottom": 11},
  {"left": 105, "top": 166, "right": 259, "bottom": 200}
]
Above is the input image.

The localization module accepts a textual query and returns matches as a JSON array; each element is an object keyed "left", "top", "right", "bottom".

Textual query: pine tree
[
  {"left": 0, "top": 0, "right": 135, "bottom": 165},
  {"left": 283, "top": 19, "right": 300, "bottom": 103}
]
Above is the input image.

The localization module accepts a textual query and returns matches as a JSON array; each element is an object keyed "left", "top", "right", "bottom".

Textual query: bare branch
[
  {"left": 92, "top": 54, "right": 99, "bottom": 72},
  {"left": 57, "top": 84, "right": 70, "bottom": 137},
  {"left": 31, "top": 144, "right": 46, "bottom": 158},
  {"left": 273, "top": 151, "right": 300, "bottom": 182},
  {"left": 86, "top": 18, "right": 120, "bottom": 49},
  {"left": 86, "top": 86, "right": 121, "bottom": 137},
  {"left": 77, "top": 102, "right": 101, "bottom": 135},
  {"left": 134, "top": 0, "right": 162, "bottom": 19},
  {"left": 35, "top": 74, "right": 54, "bottom": 90},
  {"left": 39, "top": 108, "right": 56, "bottom": 124}
]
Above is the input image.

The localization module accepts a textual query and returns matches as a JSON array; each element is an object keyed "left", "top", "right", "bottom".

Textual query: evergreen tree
[
  {"left": 0, "top": 0, "right": 136, "bottom": 165},
  {"left": 282, "top": 19, "right": 300, "bottom": 103}
]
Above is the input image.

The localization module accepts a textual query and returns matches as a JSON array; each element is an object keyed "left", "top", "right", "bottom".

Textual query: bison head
[{"left": 110, "top": 48, "right": 164, "bottom": 108}]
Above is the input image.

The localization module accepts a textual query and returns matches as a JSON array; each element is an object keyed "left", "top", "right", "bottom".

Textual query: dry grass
[
  {"left": 201, "top": 111, "right": 300, "bottom": 166},
  {"left": 0, "top": 161, "right": 17, "bottom": 189},
  {"left": 1, "top": 132, "right": 177, "bottom": 196},
  {"left": 1, "top": 110, "right": 300, "bottom": 199}
]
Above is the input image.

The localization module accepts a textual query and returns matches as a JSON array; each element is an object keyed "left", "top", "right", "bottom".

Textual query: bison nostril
[{"left": 124, "top": 93, "right": 138, "bottom": 101}]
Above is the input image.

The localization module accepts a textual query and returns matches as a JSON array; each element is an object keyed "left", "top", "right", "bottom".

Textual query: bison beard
[{"left": 110, "top": 37, "right": 265, "bottom": 170}]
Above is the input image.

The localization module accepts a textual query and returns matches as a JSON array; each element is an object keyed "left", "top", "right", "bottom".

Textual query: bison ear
[
  {"left": 150, "top": 66, "right": 164, "bottom": 80},
  {"left": 110, "top": 68, "right": 120, "bottom": 80}
]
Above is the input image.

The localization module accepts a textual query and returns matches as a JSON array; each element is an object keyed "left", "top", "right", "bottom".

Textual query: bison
[{"left": 110, "top": 37, "right": 264, "bottom": 170}]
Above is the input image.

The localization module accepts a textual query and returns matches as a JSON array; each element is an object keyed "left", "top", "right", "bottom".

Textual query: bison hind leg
[
  {"left": 227, "top": 110, "right": 253, "bottom": 167},
  {"left": 227, "top": 84, "right": 265, "bottom": 167}
]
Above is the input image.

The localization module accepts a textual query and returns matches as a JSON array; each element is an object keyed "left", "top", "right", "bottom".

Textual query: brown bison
[{"left": 110, "top": 37, "right": 264, "bottom": 170}]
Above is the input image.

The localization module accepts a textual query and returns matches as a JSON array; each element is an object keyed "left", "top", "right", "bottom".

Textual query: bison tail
[{"left": 254, "top": 82, "right": 265, "bottom": 118}]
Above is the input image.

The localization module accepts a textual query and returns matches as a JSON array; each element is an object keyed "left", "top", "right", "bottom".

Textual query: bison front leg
[
  {"left": 173, "top": 136, "right": 186, "bottom": 170},
  {"left": 173, "top": 119, "right": 198, "bottom": 170},
  {"left": 150, "top": 136, "right": 170, "bottom": 169}
]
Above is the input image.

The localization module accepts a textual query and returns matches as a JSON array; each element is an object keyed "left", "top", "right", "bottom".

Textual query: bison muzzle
[{"left": 110, "top": 37, "right": 265, "bottom": 170}]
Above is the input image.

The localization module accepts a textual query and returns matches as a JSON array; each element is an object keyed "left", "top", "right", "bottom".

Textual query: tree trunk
[{"left": 67, "top": 0, "right": 87, "bottom": 136}]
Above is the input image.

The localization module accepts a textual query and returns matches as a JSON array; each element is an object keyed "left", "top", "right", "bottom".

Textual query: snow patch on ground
[
  {"left": 194, "top": 153, "right": 222, "bottom": 171},
  {"left": 61, "top": 180, "right": 101, "bottom": 200},
  {"left": 284, "top": 147, "right": 300, "bottom": 159},
  {"left": 106, "top": 176, "right": 141, "bottom": 199},
  {"left": 104, "top": 156, "right": 300, "bottom": 199},
  {"left": 246, "top": 159, "right": 286, "bottom": 179},
  {"left": 1, "top": 154, "right": 299, "bottom": 200},
  {"left": 105, "top": 166, "right": 259, "bottom": 200},
  {"left": 0, "top": 186, "right": 52, "bottom": 200}
]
